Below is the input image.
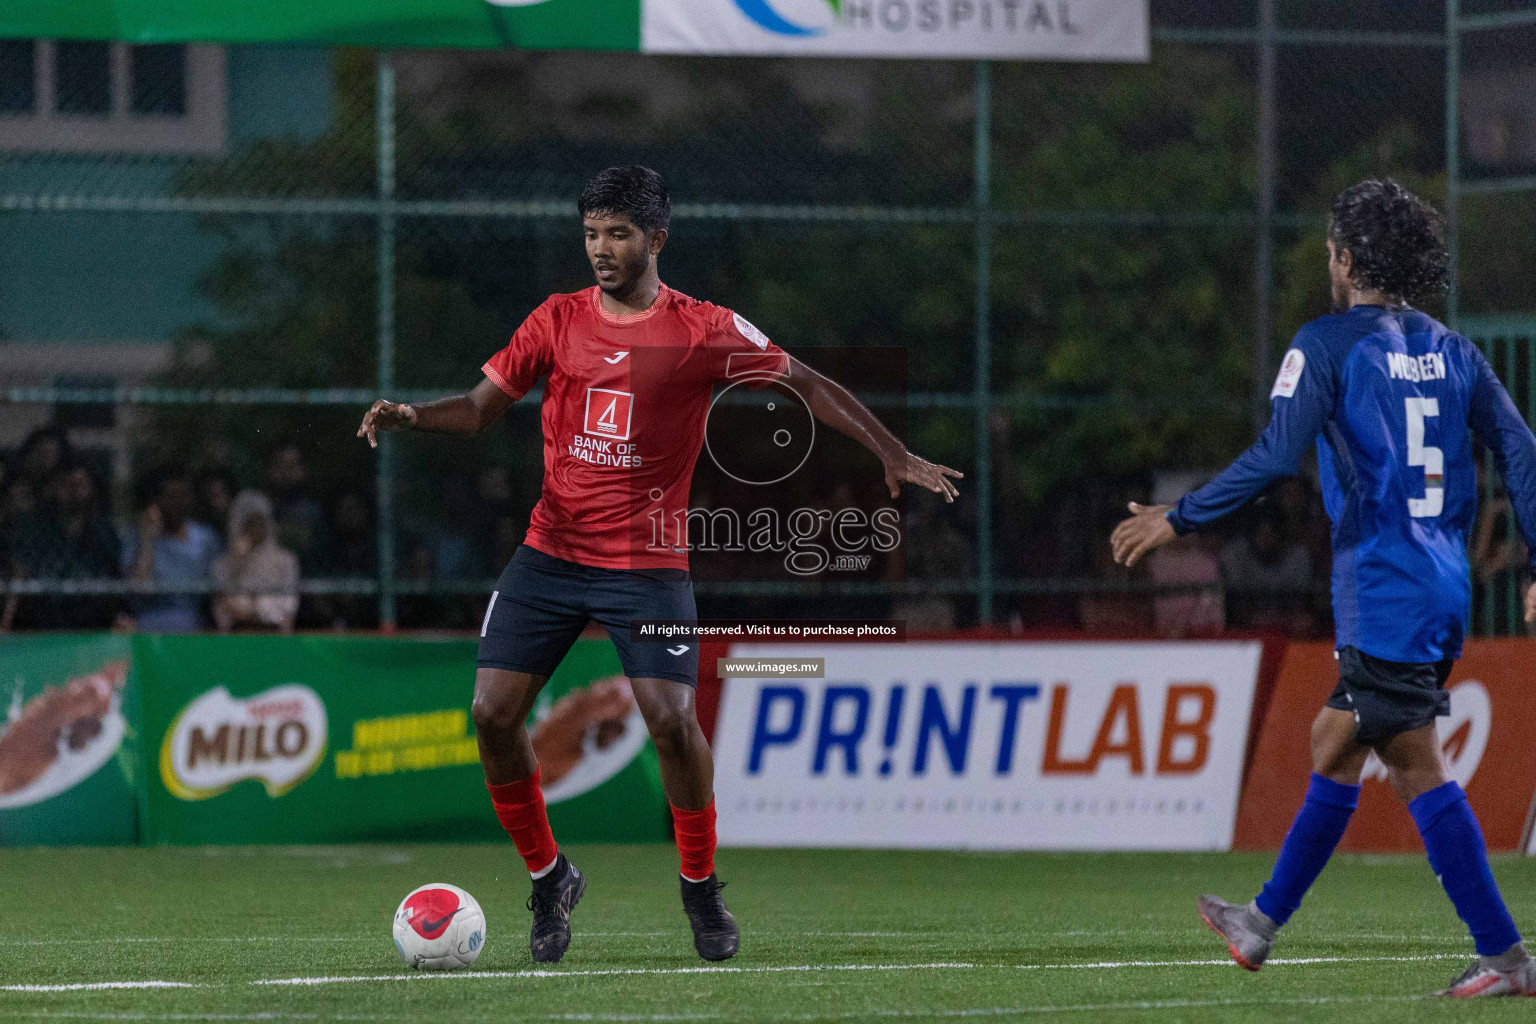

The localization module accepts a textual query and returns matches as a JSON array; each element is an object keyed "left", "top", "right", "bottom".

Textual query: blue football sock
[
  {"left": 1409, "top": 781, "right": 1522, "bottom": 957},
  {"left": 1254, "top": 773, "right": 1360, "bottom": 926}
]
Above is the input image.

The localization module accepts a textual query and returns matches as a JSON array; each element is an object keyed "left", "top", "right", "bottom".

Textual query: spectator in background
[
  {"left": 1149, "top": 531, "right": 1224, "bottom": 639},
  {"left": 1221, "top": 505, "right": 1314, "bottom": 633},
  {"left": 264, "top": 444, "right": 323, "bottom": 561},
  {"left": 15, "top": 426, "right": 71, "bottom": 492},
  {"left": 308, "top": 491, "right": 378, "bottom": 630},
  {"left": 0, "top": 461, "right": 37, "bottom": 630},
  {"left": 474, "top": 465, "right": 519, "bottom": 573},
  {"left": 1471, "top": 476, "right": 1530, "bottom": 633},
  {"left": 123, "top": 468, "right": 222, "bottom": 632},
  {"left": 891, "top": 487, "right": 967, "bottom": 633},
  {"left": 212, "top": 491, "right": 299, "bottom": 633},
  {"left": 432, "top": 473, "right": 478, "bottom": 582},
  {"left": 397, "top": 537, "right": 446, "bottom": 629},
  {"left": 2, "top": 473, "right": 36, "bottom": 525},
  {"left": 195, "top": 468, "right": 238, "bottom": 538},
  {"left": 6, "top": 465, "right": 123, "bottom": 630},
  {"left": 0, "top": 457, "right": 14, "bottom": 559}
]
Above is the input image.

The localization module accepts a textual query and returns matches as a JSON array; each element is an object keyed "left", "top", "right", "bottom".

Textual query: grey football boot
[
  {"left": 1196, "top": 894, "right": 1278, "bottom": 971},
  {"left": 1438, "top": 944, "right": 1536, "bottom": 997}
]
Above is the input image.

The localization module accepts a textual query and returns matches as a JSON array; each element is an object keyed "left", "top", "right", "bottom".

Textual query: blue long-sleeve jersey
[{"left": 1169, "top": 304, "right": 1536, "bottom": 663}]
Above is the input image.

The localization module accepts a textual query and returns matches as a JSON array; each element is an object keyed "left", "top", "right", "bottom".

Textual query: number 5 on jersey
[{"left": 1405, "top": 396, "right": 1443, "bottom": 518}]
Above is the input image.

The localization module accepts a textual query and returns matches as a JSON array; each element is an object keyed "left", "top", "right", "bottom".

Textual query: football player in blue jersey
[{"left": 1111, "top": 179, "right": 1536, "bottom": 998}]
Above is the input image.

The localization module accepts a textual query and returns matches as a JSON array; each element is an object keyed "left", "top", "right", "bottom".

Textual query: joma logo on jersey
[{"left": 584, "top": 388, "right": 634, "bottom": 440}]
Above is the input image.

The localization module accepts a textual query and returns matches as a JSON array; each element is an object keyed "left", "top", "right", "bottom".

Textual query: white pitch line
[
  {"left": 4, "top": 952, "right": 1474, "bottom": 995},
  {"left": 6, "top": 1015, "right": 362, "bottom": 1022},
  {"left": 0, "top": 982, "right": 203, "bottom": 993},
  {"left": 1, "top": 938, "right": 371, "bottom": 948},
  {"left": 1015, "top": 952, "right": 1463, "bottom": 970},
  {"left": 0, "top": 993, "right": 1434, "bottom": 1023},
  {"left": 251, "top": 963, "right": 979, "bottom": 986},
  {"left": 786, "top": 994, "right": 1428, "bottom": 1019}
]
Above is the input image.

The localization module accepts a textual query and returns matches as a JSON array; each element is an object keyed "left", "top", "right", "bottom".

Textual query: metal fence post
[
  {"left": 1445, "top": 0, "right": 1460, "bottom": 328},
  {"left": 1253, "top": 0, "right": 1277, "bottom": 434},
  {"left": 974, "top": 60, "right": 994, "bottom": 623},
  {"left": 376, "top": 51, "right": 399, "bottom": 629}
]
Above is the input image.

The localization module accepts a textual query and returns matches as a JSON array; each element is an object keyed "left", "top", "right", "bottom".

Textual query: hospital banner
[
  {"left": 4, "top": 0, "right": 1148, "bottom": 61},
  {"left": 642, "top": 0, "right": 1149, "bottom": 61},
  {"left": 712, "top": 641, "right": 1262, "bottom": 851}
]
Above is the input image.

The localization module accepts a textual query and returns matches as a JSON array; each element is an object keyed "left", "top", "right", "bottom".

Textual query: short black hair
[
  {"left": 578, "top": 166, "right": 671, "bottom": 234},
  {"left": 1328, "top": 179, "right": 1449, "bottom": 303}
]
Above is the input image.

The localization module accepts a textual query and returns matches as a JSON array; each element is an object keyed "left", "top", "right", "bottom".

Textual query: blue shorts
[
  {"left": 477, "top": 544, "right": 699, "bottom": 687},
  {"left": 1325, "top": 646, "right": 1453, "bottom": 747}
]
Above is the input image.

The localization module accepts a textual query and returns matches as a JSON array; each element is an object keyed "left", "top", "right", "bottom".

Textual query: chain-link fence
[{"left": 2, "top": 1, "right": 1535, "bottom": 636}]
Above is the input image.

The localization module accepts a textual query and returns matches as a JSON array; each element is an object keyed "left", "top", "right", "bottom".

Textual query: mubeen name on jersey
[{"left": 1386, "top": 351, "right": 1447, "bottom": 384}]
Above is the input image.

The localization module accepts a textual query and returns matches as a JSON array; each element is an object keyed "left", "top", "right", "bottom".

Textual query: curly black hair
[
  {"left": 578, "top": 166, "right": 671, "bottom": 234},
  {"left": 1328, "top": 179, "right": 1449, "bottom": 302}
]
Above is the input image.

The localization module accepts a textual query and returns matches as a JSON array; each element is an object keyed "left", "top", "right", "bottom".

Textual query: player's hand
[
  {"left": 1524, "top": 582, "right": 1536, "bottom": 626},
  {"left": 1110, "top": 502, "right": 1177, "bottom": 568},
  {"left": 357, "top": 400, "right": 417, "bottom": 449},
  {"left": 884, "top": 450, "right": 963, "bottom": 503}
]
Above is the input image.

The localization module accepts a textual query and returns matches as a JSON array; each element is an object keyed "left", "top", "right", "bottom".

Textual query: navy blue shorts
[
  {"left": 1325, "top": 645, "right": 1453, "bottom": 747},
  {"left": 477, "top": 545, "right": 699, "bottom": 687}
]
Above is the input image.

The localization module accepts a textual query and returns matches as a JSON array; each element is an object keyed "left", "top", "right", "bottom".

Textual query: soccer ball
[{"left": 392, "top": 883, "right": 486, "bottom": 970}]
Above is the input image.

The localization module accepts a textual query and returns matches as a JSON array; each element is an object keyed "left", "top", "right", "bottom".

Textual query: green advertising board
[
  {"left": 0, "top": 0, "right": 639, "bottom": 49},
  {"left": 0, "top": 633, "right": 139, "bottom": 846},
  {"left": 135, "top": 634, "right": 669, "bottom": 845}
]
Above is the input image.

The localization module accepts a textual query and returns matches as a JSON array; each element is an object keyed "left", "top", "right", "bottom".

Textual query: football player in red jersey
[{"left": 358, "top": 166, "right": 961, "bottom": 964}]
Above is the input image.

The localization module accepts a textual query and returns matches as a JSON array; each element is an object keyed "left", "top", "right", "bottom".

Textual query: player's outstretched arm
[
  {"left": 774, "top": 356, "right": 962, "bottom": 503},
  {"left": 356, "top": 378, "right": 514, "bottom": 448},
  {"left": 1111, "top": 332, "right": 1337, "bottom": 567}
]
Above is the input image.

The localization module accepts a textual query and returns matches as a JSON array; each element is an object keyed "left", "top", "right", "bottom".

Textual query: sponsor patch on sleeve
[
  {"left": 1271, "top": 348, "right": 1306, "bottom": 399},
  {"left": 732, "top": 312, "right": 771, "bottom": 352}
]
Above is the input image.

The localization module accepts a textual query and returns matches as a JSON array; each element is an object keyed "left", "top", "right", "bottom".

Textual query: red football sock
[
  {"left": 487, "top": 771, "right": 559, "bottom": 875},
  {"left": 672, "top": 801, "right": 717, "bottom": 881}
]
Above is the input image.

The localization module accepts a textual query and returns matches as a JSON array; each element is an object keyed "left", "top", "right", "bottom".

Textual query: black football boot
[
  {"left": 681, "top": 874, "right": 739, "bottom": 961},
  {"left": 527, "top": 853, "right": 586, "bottom": 964}
]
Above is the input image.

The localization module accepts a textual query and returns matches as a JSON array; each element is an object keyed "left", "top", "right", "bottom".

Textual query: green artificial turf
[{"left": 0, "top": 844, "right": 1532, "bottom": 1022}]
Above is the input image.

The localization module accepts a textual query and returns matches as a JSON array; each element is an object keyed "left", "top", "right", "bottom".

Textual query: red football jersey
[{"left": 483, "top": 285, "right": 789, "bottom": 570}]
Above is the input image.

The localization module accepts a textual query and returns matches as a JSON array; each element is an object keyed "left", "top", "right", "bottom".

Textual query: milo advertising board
[
  {"left": 0, "top": 634, "right": 139, "bottom": 846},
  {"left": 138, "top": 635, "right": 668, "bottom": 845}
]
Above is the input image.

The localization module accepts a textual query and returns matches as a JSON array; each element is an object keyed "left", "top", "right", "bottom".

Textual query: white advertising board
[
  {"left": 714, "top": 641, "right": 1260, "bottom": 850},
  {"left": 643, "top": 0, "right": 1148, "bottom": 61}
]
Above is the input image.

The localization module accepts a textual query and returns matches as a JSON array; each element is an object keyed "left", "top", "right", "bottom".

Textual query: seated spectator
[
  {"left": 195, "top": 468, "right": 238, "bottom": 538},
  {"left": 473, "top": 465, "right": 520, "bottom": 573},
  {"left": 1221, "top": 507, "right": 1313, "bottom": 632},
  {"left": 15, "top": 426, "right": 72, "bottom": 493},
  {"left": 7, "top": 465, "right": 123, "bottom": 630},
  {"left": 212, "top": 491, "right": 299, "bottom": 633},
  {"left": 1149, "top": 533, "right": 1224, "bottom": 639},
  {"left": 122, "top": 468, "right": 222, "bottom": 632},
  {"left": 264, "top": 443, "right": 323, "bottom": 560},
  {"left": 307, "top": 491, "right": 378, "bottom": 630},
  {"left": 3, "top": 472, "right": 36, "bottom": 528}
]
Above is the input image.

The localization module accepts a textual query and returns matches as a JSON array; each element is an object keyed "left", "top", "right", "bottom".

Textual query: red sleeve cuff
[{"left": 482, "top": 362, "right": 523, "bottom": 399}]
